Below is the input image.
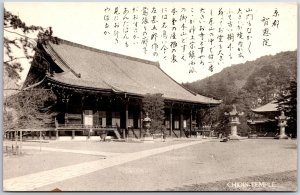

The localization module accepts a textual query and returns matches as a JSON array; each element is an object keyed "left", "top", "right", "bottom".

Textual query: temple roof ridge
[{"left": 53, "top": 38, "right": 160, "bottom": 67}]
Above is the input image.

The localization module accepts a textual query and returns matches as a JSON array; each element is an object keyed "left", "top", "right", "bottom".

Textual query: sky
[{"left": 4, "top": 2, "right": 297, "bottom": 84}]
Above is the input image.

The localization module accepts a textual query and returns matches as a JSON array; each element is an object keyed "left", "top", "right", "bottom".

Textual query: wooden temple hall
[{"left": 23, "top": 38, "right": 221, "bottom": 140}]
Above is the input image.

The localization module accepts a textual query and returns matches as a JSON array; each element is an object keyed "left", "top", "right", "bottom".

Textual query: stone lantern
[
  {"left": 224, "top": 105, "right": 244, "bottom": 140},
  {"left": 142, "top": 113, "right": 154, "bottom": 143},
  {"left": 275, "top": 111, "right": 289, "bottom": 139}
]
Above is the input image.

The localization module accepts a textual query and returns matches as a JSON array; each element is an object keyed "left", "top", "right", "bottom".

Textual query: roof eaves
[{"left": 46, "top": 76, "right": 113, "bottom": 93}]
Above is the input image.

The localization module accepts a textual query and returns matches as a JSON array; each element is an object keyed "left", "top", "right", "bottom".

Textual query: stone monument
[
  {"left": 275, "top": 111, "right": 289, "bottom": 139},
  {"left": 224, "top": 105, "right": 244, "bottom": 140},
  {"left": 142, "top": 112, "right": 154, "bottom": 143}
]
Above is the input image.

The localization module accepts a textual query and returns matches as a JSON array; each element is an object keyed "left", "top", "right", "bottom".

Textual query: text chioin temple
[{"left": 23, "top": 39, "right": 221, "bottom": 140}]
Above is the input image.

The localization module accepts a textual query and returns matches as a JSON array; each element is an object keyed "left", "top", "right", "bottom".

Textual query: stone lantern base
[
  {"left": 274, "top": 134, "right": 289, "bottom": 139},
  {"left": 142, "top": 132, "right": 154, "bottom": 143},
  {"left": 227, "top": 125, "right": 243, "bottom": 140},
  {"left": 228, "top": 134, "right": 242, "bottom": 140}
]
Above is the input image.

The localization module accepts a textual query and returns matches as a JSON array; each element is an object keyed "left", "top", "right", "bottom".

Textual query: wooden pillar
[
  {"left": 88, "top": 129, "right": 91, "bottom": 139},
  {"left": 125, "top": 102, "right": 128, "bottom": 139},
  {"left": 63, "top": 94, "right": 69, "bottom": 125},
  {"left": 72, "top": 130, "right": 75, "bottom": 139},
  {"left": 195, "top": 110, "right": 200, "bottom": 136},
  {"left": 81, "top": 96, "right": 84, "bottom": 126},
  {"left": 196, "top": 110, "right": 199, "bottom": 128},
  {"left": 180, "top": 109, "right": 183, "bottom": 138},
  {"left": 169, "top": 107, "right": 173, "bottom": 137},
  {"left": 189, "top": 109, "right": 193, "bottom": 138},
  {"left": 140, "top": 109, "right": 143, "bottom": 139},
  {"left": 56, "top": 130, "right": 59, "bottom": 140}
]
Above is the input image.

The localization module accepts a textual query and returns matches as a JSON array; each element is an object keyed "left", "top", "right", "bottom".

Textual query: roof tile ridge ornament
[
  {"left": 45, "top": 42, "right": 81, "bottom": 79},
  {"left": 57, "top": 38, "right": 160, "bottom": 67}
]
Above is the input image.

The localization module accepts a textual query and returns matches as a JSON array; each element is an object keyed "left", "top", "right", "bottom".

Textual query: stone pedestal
[
  {"left": 143, "top": 132, "right": 154, "bottom": 143},
  {"left": 55, "top": 130, "right": 59, "bottom": 140},
  {"left": 228, "top": 125, "right": 242, "bottom": 140},
  {"left": 275, "top": 128, "right": 288, "bottom": 139},
  {"left": 275, "top": 111, "right": 289, "bottom": 139}
]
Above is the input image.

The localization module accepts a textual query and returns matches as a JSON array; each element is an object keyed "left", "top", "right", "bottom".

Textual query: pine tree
[
  {"left": 3, "top": 8, "right": 58, "bottom": 135},
  {"left": 277, "top": 79, "right": 297, "bottom": 137},
  {"left": 142, "top": 93, "right": 166, "bottom": 134},
  {"left": 4, "top": 8, "right": 57, "bottom": 81}
]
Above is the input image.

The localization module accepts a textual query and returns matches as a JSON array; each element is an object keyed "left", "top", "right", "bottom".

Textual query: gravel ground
[
  {"left": 171, "top": 170, "right": 297, "bottom": 191},
  {"left": 31, "top": 139, "right": 297, "bottom": 191}
]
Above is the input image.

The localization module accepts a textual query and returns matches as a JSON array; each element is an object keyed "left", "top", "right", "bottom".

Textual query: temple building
[
  {"left": 24, "top": 38, "right": 221, "bottom": 140},
  {"left": 247, "top": 101, "right": 279, "bottom": 136}
]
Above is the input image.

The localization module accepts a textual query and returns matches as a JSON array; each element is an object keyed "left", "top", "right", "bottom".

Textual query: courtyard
[{"left": 3, "top": 138, "right": 297, "bottom": 191}]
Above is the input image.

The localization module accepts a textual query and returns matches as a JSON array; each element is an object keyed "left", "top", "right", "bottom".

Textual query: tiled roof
[
  {"left": 251, "top": 101, "right": 278, "bottom": 113},
  {"left": 44, "top": 39, "right": 221, "bottom": 105}
]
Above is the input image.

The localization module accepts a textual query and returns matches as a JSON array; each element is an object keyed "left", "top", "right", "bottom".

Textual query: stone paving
[
  {"left": 21, "top": 146, "right": 120, "bottom": 157},
  {"left": 3, "top": 140, "right": 209, "bottom": 191}
]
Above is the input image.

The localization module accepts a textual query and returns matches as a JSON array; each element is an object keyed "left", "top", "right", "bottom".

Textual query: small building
[
  {"left": 247, "top": 101, "right": 279, "bottom": 136},
  {"left": 24, "top": 38, "right": 221, "bottom": 140}
]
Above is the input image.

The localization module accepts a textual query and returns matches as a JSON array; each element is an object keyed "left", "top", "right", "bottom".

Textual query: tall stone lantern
[
  {"left": 275, "top": 111, "right": 289, "bottom": 139},
  {"left": 224, "top": 105, "right": 244, "bottom": 140},
  {"left": 142, "top": 113, "right": 154, "bottom": 143}
]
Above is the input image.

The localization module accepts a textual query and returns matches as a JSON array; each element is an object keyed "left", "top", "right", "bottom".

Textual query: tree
[
  {"left": 3, "top": 8, "right": 58, "bottom": 135},
  {"left": 4, "top": 88, "right": 57, "bottom": 129},
  {"left": 142, "top": 93, "right": 166, "bottom": 134},
  {"left": 277, "top": 79, "right": 297, "bottom": 137},
  {"left": 4, "top": 8, "right": 57, "bottom": 81}
]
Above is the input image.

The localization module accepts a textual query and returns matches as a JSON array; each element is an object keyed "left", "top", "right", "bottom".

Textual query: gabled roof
[
  {"left": 43, "top": 39, "right": 221, "bottom": 105},
  {"left": 251, "top": 101, "right": 278, "bottom": 113}
]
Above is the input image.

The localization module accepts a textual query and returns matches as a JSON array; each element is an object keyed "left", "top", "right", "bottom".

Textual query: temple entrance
[{"left": 83, "top": 110, "right": 93, "bottom": 127}]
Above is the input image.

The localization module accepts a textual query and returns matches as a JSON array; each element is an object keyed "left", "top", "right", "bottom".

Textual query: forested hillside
[
  {"left": 183, "top": 51, "right": 297, "bottom": 135},
  {"left": 184, "top": 51, "right": 296, "bottom": 104}
]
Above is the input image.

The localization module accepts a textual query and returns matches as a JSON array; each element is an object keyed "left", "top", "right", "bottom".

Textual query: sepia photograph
[{"left": 2, "top": 2, "right": 297, "bottom": 192}]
